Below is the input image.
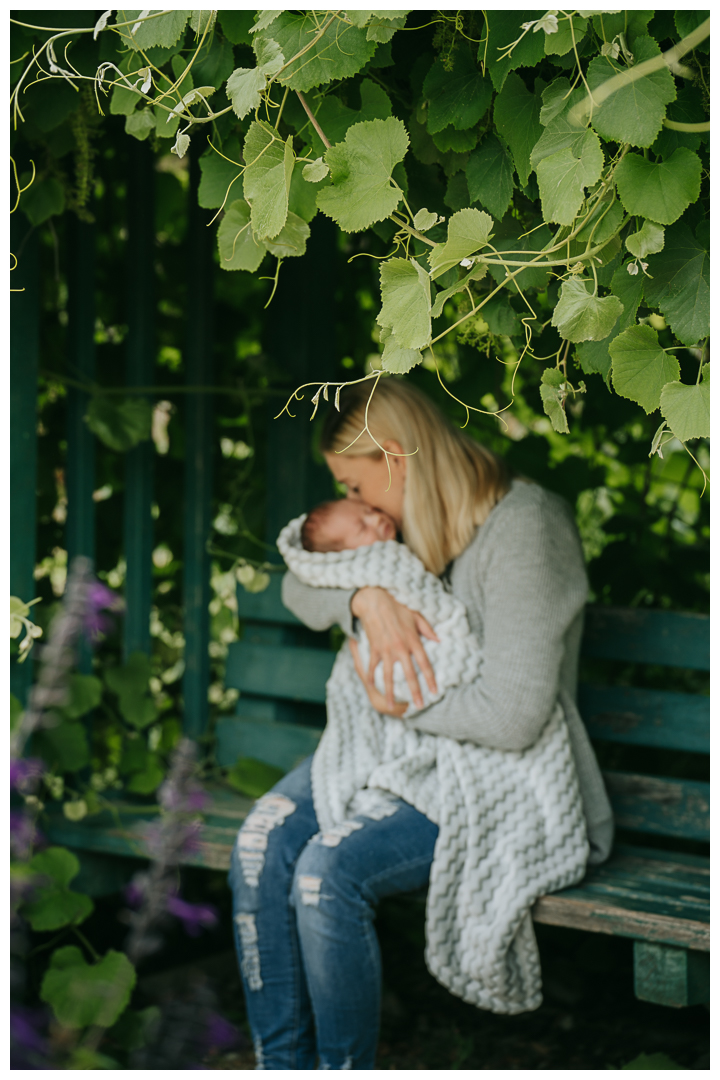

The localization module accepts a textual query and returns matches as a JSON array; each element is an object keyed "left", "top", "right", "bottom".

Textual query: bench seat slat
[
  {"left": 603, "top": 771, "right": 709, "bottom": 842},
  {"left": 532, "top": 895, "right": 710, "bottom": 950},
  {"left": 578, "top": 685, "right": 709, "bottom": 753},
  {"left": 237, "top": 574, "right": 301, "bottom": 626},
  {"left": 582, "top": 606, "right": 709, "bottom": 670}
]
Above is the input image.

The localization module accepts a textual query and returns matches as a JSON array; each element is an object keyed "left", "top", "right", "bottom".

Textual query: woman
[{"left": 228, "top": 378, "right": 613, "bottom": 1070}]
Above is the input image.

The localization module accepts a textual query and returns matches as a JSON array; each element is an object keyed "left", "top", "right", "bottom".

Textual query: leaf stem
[{"left": 295, "top": 91, "right": 331, "bottom": 149}]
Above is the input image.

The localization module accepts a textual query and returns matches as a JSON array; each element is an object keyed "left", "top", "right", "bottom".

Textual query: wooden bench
[{"left": 46, "top": 577, "right": 709, "bottom": 1009}]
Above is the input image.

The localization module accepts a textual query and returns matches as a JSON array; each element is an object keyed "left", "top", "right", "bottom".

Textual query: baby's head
[{"left": 301, "top": 499, "right": 397, "bottom": 553}]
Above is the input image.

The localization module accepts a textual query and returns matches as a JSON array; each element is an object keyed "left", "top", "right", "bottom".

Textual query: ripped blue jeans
[{"left": 227, "top": 754, "right": 438, "bottom": 1070}]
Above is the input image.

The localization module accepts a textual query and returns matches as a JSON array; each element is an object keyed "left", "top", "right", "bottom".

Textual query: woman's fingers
[
  {"left": 411, "top": 640, "right": 437, "bottom": 697},
  {"left": 399, "top": 652, "right": 425, "bottom": 709},
  {"left": 382, "top": 657, "right": 396, "bottom": 707},
  {"left": 349, "top": 639, "right": 407, "bottom": 717},
  {"left": 414, "top": 611, "right": 439, "bottom": 643}
]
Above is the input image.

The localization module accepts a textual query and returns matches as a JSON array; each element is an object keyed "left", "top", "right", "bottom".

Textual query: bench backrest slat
[
  {"left": 582, "top": 607, "right": 710, "bottom": 671},
  {"left": 577, "top": 685, "right": 709, "bottom": 754},
  {"left": 228, "top": 584, "right": 709, "bottom": 846},
  {"left": 603, "top": 772, "right": 709, "bottom": 843}
]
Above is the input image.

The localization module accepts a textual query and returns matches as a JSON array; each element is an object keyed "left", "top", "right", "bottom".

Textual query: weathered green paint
[
  {"left": 65, "top": 217, "right": 97, "bottom": 674},
  {"left": 225, "top": 641, "right": 334, "bottom": 703},
  {"left": 579, "top": 684, "right": 709, "bottom": 752},
  {"left": 181, "top": 152, "right": 214, "bottom": 739},
  {"left": 634, "top": 941, "right": 710, "bottom": 1007},
  {"left": 237, "top": 573, "right": 301, "bottom": 625},
  {"left": 215, "top": 715, "right": 322, "bottom": 770},
  {"left": 10, "top": 217, "right": 39, "bottom": 705},
  {"left": 123, "top": 140, "right": 155, "bottom": 659},
  {"left": 603, "top": 771, "right": 709, "bottom": 842},
  {"left": 582, "top": 606, "right": 709, "bottom": 671}
]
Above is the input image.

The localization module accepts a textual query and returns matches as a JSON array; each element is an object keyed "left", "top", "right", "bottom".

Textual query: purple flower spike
[
  {"left": 204, "top": 1012, "right": 239, "bottom": 1051},
  {"left": 10, "top": 811, "right": 37, "bottom": 860},
  {"left": 10, "top": 758, "right": 44, "bottom": 792},
  {"left": 87, "top": 581, "right": 125, "bottom": 612},
  {"left": 166, "top": 896, "right": 218, "bottom": 937},
  {"left": 124, "top": 876, "right": 148, "bottom": 908}
]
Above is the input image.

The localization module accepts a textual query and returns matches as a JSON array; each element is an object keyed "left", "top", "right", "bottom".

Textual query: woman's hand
[{"left": 349, "top": 586, "right": 439, "bottom": 711}]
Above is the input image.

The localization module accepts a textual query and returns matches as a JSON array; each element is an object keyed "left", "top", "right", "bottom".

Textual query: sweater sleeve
[
  {"left": 281, "top": 570, "right": 356, "bottom": 638},
  {"left": 406, "top": 491, "right": 589, "bottom": 751}
]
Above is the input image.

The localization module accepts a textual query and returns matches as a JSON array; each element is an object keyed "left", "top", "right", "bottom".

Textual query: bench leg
[{"left": 633, "top": 941, "right": 710, "bottom": 1008}]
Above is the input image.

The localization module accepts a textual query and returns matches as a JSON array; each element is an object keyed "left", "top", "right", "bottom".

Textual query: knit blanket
[{"left": 277, "top": 515, "right": 589, "bottom": 1013}]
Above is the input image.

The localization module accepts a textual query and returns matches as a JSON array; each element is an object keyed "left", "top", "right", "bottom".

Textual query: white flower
[{"left": 460, "top": 257, "right": 475, "bottom": 268}]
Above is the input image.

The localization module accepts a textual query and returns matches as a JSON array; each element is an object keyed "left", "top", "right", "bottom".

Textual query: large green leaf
[
  {"left": 660, "top": 369, "right": 710, "bottom": 442},
  {"left": 378, "top": 258, "right": 432, "bottom": 350},
  {"left": 536, "top": 131, "right": 604, "bottom": 225},
  {"left": 217, "top": 199, "right": 267, "bottom": 272},
  {"left": 198, "top": 137, "right": 243, "bottom": 210},
  {"left": 41, "top": 947, "right": 136, "bottom": 1030},
  {"left": 423, "top": 49, "right": 492, "bottom": 133},
  {"left": 104, "top": 652, "right": 158, "bottom": 730},
  {"left": 126, "top": 754, "right": 164, "bottom": 794},
  {"left": 484, "top": 10, "right": 546, "bottom": 93},
  {"left": 432, "top": 126, "right": 478, "bottom": 154},
  {"left": 85, "top": 396, "right": 152, "bottom": 452},
  {"left": 626, "top": 220, "right": 665, "bottom": 260},
  {"left": 35, "top": 720, "right": 91, "bottom": 773},
  {"left": 652, "top": 85, "right": 706, "bottom": 160},
  {"left": 264, "top": 212, "right": 311, "bottom": 259},
  {"left": 551, "top": 277, "right": 624, "bottom": 343},
  {"left": 225, "top": 37, "right": 284, "bottom": 120},
  {"left": 316, "top": 117, "right": 408, "bottom": 232},
  {"left": 265, "top": 12, "right": 376, "bottom": 92},
  {"left": 466, "top": 136, "right": 515, "bottom": 220},
  {"left": 610, "top": 325, "right": 681, "bottom": 414},
  {"left": 430, "top": 265, "right": 487, "bottom": 318},
  {"left": 427, "top": 208, "right": 493, "bottom": 280},
  {"left": 242, "top": 121, "right": 294, "bottom": 240},
  {"left": 379, "top": 328, "right": 424, "bottom": 374},
  {"left": 21, "top": 177, "right": 65, "bottom": 226},
  {"left": 493, "top": 73, "right": 543, "bottom": 188},
  {"left": 587, "top": 36, "right": 676, "bottom": 148},
  {"left": 120, "top": 10, "right": 189, "bottom": 51},
  {"left": 530, "top": 88, "right": 593, "bottom": 168},
  {"left": 288, "top": 162, "right": 321, "bottom": 223},
  {"left": 63, "top": 674, "right": 103, "bottom": 720},
  {"left": 644, "top": 222, "right": 709, "bottom": 346},
  {"left": 575, "top": 265, "right": 644, "bottom": 382},
  {"left": 125, "top": 109, "right": 155, "bottom": 142},
  {"left": 539, "top": 368, "right": 570, "bottom": 434},
  {"left": 615, "top": 148, "right": 702, "bottom": 226},
  {"left": 23, "top": 848, "right": 94, "bottom": 932},
  {"left": 543, "top": 14, "right": 587, "bottom": 56}
]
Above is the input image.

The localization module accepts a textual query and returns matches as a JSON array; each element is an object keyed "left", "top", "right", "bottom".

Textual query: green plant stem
[{"left": 73, "top": 926, "right": 101, "bottom": 962}]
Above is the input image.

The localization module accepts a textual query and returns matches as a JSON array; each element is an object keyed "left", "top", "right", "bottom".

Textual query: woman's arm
[
  {"left": 281, "top": 571, "right": 356, "bottom": 637},
  {"left": 404, "top": 492, "right": 589, "bottom": 751}
]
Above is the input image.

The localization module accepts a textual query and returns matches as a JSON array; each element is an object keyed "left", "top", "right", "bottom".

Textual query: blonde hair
[{"left": 321, "top": 378, "right": 511, "bottom": 575}]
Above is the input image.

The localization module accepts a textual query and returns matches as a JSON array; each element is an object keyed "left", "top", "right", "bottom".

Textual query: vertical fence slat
[
  {"left": 180, "top": 154, "right": 213, "bottom": 743},
  {"left": 123, "top": 142, "right": 155, "bottom": 660},
  {"left": 10, "top": 219, "right": 39, "bottom": 704},
  {"left": 65, "top": 218, "right": 96, "bottom": 673},
  {"left": 181, "top": 153, "right": 214, "bottom": 739},
  {"left": 264, "top": 215, "right": 337, "bottom": 550}
]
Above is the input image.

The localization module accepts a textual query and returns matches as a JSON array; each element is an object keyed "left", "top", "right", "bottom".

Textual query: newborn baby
[{"left": 301, "top": 498, "right": 397, "bottom": 553}]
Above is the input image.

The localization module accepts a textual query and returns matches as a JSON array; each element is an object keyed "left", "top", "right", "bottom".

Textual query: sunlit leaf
[
  {"left": 217, "top": 199, "right": 267, "bottom": 272},
  {"left": 587, "top": 35, "right": 676, "bottom": 148},
  {"left": 660, "top": 369, "right": 710, "bottom": 443},
  {"left": 316, "top": 117, "right": 408, "bottom": 232},
  {"left": 378, "top": 258, "right": 432, "bottom": 350},
  {"left": 551, "top": 277, "right": 624, "bottom": 342},
  {"left": 428, "top": 208, "right": 493, "bottom": 280},
  {"left": 610, "top": 325, "right": 681, "bottom": 413},
  {"left": 242, "top": 121, "right": 294, "bottom": 240}
]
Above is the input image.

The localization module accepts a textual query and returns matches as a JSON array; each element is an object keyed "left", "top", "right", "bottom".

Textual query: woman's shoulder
[{"left": 460, "top": 479, "right": 579, "bottom": 563}]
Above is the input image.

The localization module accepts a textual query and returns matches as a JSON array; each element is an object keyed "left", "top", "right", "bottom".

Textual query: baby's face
[{"left": 319, "top": 499, "right": 397, "bottom": 551}]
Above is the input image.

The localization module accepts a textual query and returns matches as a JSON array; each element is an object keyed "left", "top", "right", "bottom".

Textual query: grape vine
[{"left": 10, "top": 9, "right": 710, "bottom": 476}]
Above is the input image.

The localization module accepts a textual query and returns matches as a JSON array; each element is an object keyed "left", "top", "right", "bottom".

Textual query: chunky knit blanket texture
[{"left": 277, "top": 515, "right": 589, "bottom": 1013}]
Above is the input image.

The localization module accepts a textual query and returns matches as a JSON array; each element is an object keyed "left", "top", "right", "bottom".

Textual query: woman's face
[{"left": 323, "top": 441, "right": 406, "bottom": 530}]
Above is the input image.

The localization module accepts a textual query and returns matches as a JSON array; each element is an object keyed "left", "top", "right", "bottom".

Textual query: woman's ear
[{"left": 383, "top": 439, "right": 407, "bottom": 479}]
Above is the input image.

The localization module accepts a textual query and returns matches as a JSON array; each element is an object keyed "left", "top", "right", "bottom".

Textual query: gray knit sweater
[{"left": 282, "top": 479, "right": 614, "bottom": 864}]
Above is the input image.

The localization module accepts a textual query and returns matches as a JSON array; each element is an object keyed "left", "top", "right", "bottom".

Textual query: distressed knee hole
[
  {"left": 234, "top": 912, "right": 263, "bottom": 991},
  {"left": 253, "top": 1035, "right": 265, "bottom": 1069},
  {"left": 297, "top": 873, "right": 323, "bottom": 907},
  {"left": 235, "top": 793, "right": 296, "bottom": 887},
  {"left": 315, "top": 820, "right": 364, "bottom": 848}
]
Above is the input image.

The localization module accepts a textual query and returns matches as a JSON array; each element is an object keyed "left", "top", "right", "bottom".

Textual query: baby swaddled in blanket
[{"left": 277, "top": 498, "right": 588, "bottom": 1015}]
